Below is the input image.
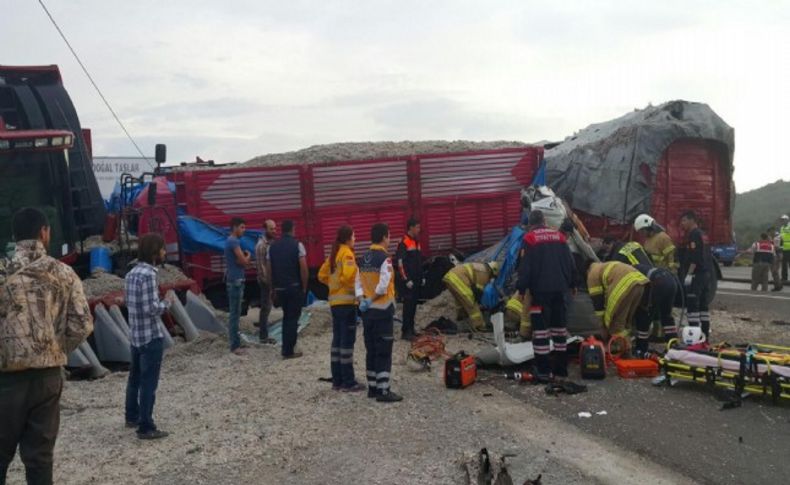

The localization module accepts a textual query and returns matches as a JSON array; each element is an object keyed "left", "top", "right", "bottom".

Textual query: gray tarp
[{"left": 544, "top": 100, "right": 734, "bottom": 223}]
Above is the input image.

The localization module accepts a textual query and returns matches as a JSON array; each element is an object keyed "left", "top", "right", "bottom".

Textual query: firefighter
[
  {"left": 504, "top": 291, "right": 531, "bottom": 338},
  {"left": 679, "top": 210, "right": 713, "bottom": 340},
  {"left": 515, "top": 210, "right": 576, "bottom": 381},
  {"left": 356, "top": 223, "right": 403, "bottom": 402},
  {"left": 634, "top": 214, "right": 678, "bottom": 273},
  {"left": 633, "top": 264, "right": 679, "bottom": 353},
  {"left": 586, "top": 261, "right": 650, "bottom": 342},
  {"left": 781, "top": 215, "right": 790, "bottom": 283},
  {"left": 601, "top": 236, "right": 654, "bottom": 267},
  {"left": 750, "top": 233, "right": 775, "bottom": 292},
  {"left": 442, "top": 261, "right": 499, "bottom": 331},
  {"left": 395, "top": 218, "right": 422, "bottom": 341}
]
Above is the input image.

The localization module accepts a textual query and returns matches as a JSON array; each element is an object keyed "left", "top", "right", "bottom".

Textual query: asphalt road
[{"left": 481, "top": 273, "right": 790, "bottom": 485}]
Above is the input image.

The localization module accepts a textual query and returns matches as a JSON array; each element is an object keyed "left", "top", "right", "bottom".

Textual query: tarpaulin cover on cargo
[{"left": 544, "top": 100, "right": 734, "bottom": 224}]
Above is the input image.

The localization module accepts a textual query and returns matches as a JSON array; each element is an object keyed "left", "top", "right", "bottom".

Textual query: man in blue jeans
[
  {"left": 266, "top": 220, "right": 309, "bottom": 359},
  {"left": 125, "top": 233, "right": 175, "bottom": 440},
  {"left": 225, "top": 218, "right": 251, "bottom": 355}
]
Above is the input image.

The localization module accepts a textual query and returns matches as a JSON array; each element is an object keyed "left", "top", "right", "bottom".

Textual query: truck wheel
[{"left": 707, "top": 261, "right": 720, "bottom": 306}]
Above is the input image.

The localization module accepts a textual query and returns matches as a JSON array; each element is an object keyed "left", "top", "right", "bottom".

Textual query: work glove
[
  {"left": 406, "top": 280, "right": 415, "bottom": 290},
  {"left": 359, "top": 298, "right": 372, "bottom": 313},
  {"left": 684, "top": 274, "right": 693, "bottom": 287}
]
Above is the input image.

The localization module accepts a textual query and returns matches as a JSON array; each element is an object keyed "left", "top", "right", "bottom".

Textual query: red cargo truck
[{"left": 167, "top": 147, "right": 543, "bottom": 299}]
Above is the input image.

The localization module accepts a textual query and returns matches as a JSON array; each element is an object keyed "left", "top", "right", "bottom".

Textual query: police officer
[
  {"left": 679, "top": 211, "right": 713, "bottom": 340},
  {"left": 633, "top": 264, "right": 679, "bottom": 354},
  {"left": 356, "top": 223, "right": 403, "bottom": 402},
  {"left": 515, "top": 210, "right": 576, "bottom": 381},
  {"left": 395, "top": 217, "right": 422, "bottom": 341}
]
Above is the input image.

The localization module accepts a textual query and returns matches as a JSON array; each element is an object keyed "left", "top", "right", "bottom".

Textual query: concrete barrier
[
  {"left": 94, "top": 304, "right": 132, "bottom": 363},
  {"left": 168, "top": 290, "right": 200, "bottom": 342}
]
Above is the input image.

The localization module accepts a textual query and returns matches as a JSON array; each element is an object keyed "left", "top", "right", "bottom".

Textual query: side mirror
[{"left": 155, "top": 144, "right": 167, "bottom": 164}]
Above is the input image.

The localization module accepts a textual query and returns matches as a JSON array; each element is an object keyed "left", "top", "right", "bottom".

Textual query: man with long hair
[{"left": 125, "top": 233, "right": 175, "bottom": 440}]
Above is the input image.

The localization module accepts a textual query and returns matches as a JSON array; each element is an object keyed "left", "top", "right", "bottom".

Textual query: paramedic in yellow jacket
[
  {"left": 586, "top": 261, "right": 650, "bottom": 339},
  {"left": 443, "top": 261, "right": 499, "bottom": 331},
  {"left": 318, "top": 225, "right": 363, "bottom": 392},
  {"left": 634, "top": 214, "right": 678, "bottom": 273}
]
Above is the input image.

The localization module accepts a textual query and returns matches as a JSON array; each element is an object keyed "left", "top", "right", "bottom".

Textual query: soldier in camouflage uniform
[{"left": 0, "top": 208, "right": 93, "bottom": 485}]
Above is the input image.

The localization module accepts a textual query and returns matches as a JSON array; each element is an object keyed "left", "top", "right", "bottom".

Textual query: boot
[
  {"left": 376, "top": 390, "right": 403, "bottom": 403},
  {"left": 551, "top": 351, "right": 568, "bottom": 378}
]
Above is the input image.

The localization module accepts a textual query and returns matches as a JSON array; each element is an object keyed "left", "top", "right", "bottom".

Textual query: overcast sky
[{"left": 3, "top": 0, "right": 788, "bottom": 191}]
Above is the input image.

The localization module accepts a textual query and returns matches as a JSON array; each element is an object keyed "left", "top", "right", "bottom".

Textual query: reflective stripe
[
  {"left": 328, "top": 293, "right": 356, "bottom": 304},
  {"left": 602, "top": 263, "right": 616, "bottom": 292},
  {"left": 339, "top": 348, "right": 354, "bottom": 355},
  {"left": 377, "top": 382, "right": 391, "bottom": 390},
  {"left": 505, "top": 298, "right": 522, "bottom": 313},
  {"left": 594, "top": 310, "right": 604, "bottom": 318},
  {"left": 662, "top": 245, "right": 676, "bottom": 256},
  {"left": 589, "top": 285, "right": 604, "bottom": 296},
  {"left": 376, "top": 372, "right": 391, "bottom": 379},
  {"left": 339, "top": 357, "right": 353, "bottom": 364},
  {"left": 604, "top": 272, "right": 647, "bottom": 328},
  {"left": 445, "top": 272, "right": 475, "bottom": 302}
]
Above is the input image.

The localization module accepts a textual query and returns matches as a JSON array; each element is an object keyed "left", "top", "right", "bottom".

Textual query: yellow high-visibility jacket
[
  {"left": 587, "top": 261, "right": 649, "bottom": 328},
  {"left": 644, "top": 232, "right": 678, "bottom": 272},
  {"left": 318, "top": 244, "right": 358, "bottom": 307}
]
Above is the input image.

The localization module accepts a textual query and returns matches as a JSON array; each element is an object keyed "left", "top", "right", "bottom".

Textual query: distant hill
[{"left": 734, "top": 180, "right": 790, "bottom": 247}]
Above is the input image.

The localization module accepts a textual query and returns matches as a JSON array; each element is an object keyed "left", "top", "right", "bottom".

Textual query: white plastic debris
[
  {"left": 578, "top": 412, "right": 592, "bottom": 418},
  {"left": 596, "top": 411, "right": 608, "bottom": 416}
]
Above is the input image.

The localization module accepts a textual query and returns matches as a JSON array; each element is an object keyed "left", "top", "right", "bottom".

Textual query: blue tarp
[
  {"left": 530, "top": 159, "right": 547, "bottom": 187},
  {"left": 105, "top": 181, "right": 145, "bottom": 214},
  {"left": 480, "top": 226, "right": 526, "bottom": 309},
  {"left": 178, "top": 216, "right": 261, "bottom": 256}
]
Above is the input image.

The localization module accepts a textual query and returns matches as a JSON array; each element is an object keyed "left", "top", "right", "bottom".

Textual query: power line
[{"left": 37, "top": 0, "right": 154, "bottom": 167}]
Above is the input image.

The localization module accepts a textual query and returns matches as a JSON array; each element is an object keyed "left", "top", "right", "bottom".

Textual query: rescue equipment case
[
  {"left": 580, "top": 336, "right": 607, "bottom": 380},
  {"left": 445, "top": 351, "right": 477, "bottom": 389}
]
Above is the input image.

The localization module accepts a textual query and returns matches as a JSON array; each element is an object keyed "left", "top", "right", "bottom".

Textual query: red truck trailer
[{"left": 167, "top": 147, "right": 543, "bottom": 297}]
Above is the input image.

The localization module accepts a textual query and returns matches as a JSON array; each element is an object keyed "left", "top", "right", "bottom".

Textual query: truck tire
[{"left": 707, "top": 260, "right": 720, "bottom": 306}]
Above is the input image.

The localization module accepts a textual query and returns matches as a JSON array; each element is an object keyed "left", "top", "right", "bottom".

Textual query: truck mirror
[{"left": 155, "top": 144, "right": 167, "bottom": 164}]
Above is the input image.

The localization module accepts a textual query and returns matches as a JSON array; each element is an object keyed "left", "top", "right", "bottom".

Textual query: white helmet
[
  {"left": 781, "top": 215, "right": 789, "bottom": 221},
  {"left": 681, "top": 326, "right": 706, "bottom": 346},
  {"left": 634, "top": 214, "right": 655, "bottom": 232}
]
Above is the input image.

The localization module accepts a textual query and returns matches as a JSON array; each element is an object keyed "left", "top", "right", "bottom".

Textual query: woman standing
[{"left": 318, "top": 225, "right": 363, "bottom": 392}]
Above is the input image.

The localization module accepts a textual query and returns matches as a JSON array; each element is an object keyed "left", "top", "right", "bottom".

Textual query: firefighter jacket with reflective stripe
[
  {"left": 610, "top": 241, "right": 653, "bottom": 267},
  {"left": 587, "top": 261, "right": 649, "bottom": 328},
  {"left": 318, "top": 244, "right": 358, "bottom": 307},
  {"left": 358, "top": 244, "right": 395, "bottom": 315},
  {"left": 516, "top": 226, "right": 575, "bottom": 294},
  {"left": 752, "top": 240, "right": 775, "bottom": 265},
  {"left": 781, "top": 225, "right": 790, "bottom": 251},
  {"left": 643, "top": 231, "right": 677, "bottom": 271},
  {"left": 395, "top": 234, "right": 422, "bottom": 284},
  {"left": 443, "top": 262, "right": 495, "bottom": 297}
]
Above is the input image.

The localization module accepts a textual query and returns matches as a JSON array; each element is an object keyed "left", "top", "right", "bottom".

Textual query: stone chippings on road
[{"left": 34, "top": 315, "right": 594, "bottom": 485}]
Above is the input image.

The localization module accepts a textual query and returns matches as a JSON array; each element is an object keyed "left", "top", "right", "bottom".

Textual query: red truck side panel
[
  {"left": 170, "top": 147, "right": 542, "bottom": 289},
  {"left": 651, "top": 139, "right": 732, "bottom": 244},
  {"left": 576, "top": 139, "right": 732, "bottom": 246}
]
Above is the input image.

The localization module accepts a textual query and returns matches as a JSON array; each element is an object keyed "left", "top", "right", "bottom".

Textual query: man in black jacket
[
  {"left": 516, "top": 210, "right": 576, "bottom": 381},
  {"left": 395, "top": 217, "right": 422, "bottom": 341}
]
